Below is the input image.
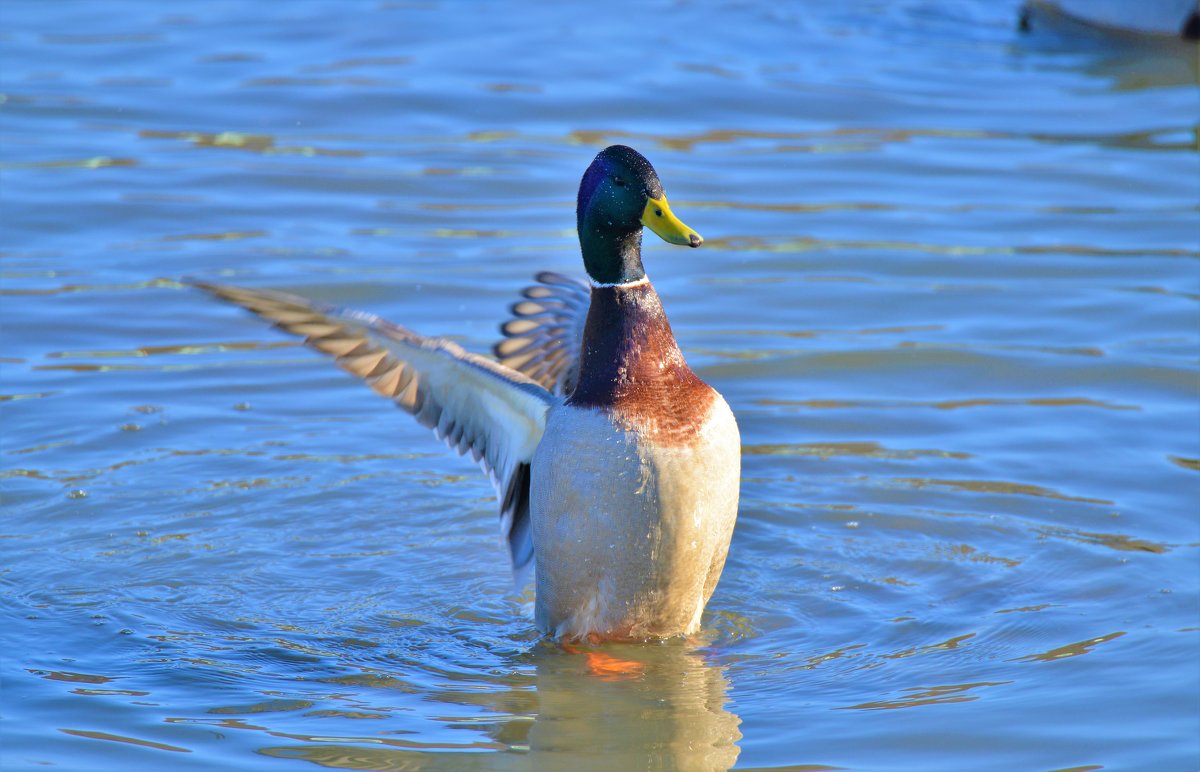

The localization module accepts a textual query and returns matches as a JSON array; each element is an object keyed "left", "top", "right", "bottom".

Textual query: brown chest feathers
[{"left": 566, "top": 281, "right": 715, "bottom": 444}]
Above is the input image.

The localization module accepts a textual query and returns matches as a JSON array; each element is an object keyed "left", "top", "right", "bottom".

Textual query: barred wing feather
[
  {"left": 494, "top": 271, "right": 590, "bottom": 396},
  {"left": 190, "top": 281, "right": 558, "bottom": 576}
]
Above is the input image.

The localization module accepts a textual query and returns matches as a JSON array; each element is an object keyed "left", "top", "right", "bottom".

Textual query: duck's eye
[{"left": 613, "top": 176, "right": 626, "bottom": 187}]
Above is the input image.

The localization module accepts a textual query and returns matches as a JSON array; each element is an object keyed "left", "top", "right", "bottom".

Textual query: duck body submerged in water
[
  {"left": 1019, "top": 0, "right": 1200, "bottom": 39},
  {"left": 191, "top": 145, "right": 740, "bottom": 642}
]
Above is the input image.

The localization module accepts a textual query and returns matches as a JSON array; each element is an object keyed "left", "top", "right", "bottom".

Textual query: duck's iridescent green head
[{"left": 576, "top": 145, "right": 702, "bottom": 285}]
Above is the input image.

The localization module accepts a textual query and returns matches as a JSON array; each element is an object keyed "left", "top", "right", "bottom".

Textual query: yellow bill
[{"left": 641, "top": 196, "right": 703, "bottom": 248}]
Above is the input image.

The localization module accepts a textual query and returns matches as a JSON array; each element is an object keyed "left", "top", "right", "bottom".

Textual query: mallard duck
[
  {"left": 1019, "top": 0, "right": 1199, "bottom": 39},
  {"left": 190, "top": 145, "right": 740, "bottom": 641}
]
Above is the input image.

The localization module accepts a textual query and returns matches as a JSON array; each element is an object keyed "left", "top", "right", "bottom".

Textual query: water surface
[{"left": 2, "top": 2, "right": 1198, "bottom": 770}]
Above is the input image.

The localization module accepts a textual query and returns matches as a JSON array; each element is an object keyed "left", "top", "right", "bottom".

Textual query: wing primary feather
[
  {"left": 186, "top": 278, "right": 558, "bottom": 579},
  {"left": 494, "top": 272, "right": 591, "bottom": 396}
]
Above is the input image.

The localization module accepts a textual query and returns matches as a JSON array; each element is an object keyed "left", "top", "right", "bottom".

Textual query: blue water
[{"left": 2, "top": 1, "right": 1198, "bottom": 770}]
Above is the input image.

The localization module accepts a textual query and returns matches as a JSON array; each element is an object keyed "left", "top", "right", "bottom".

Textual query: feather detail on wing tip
[
  {"left": 187, "top": 278, "right": 556, "bottom": 574},
  {"left": 495, "top": 272, "right": 591, "bottom": 396}
]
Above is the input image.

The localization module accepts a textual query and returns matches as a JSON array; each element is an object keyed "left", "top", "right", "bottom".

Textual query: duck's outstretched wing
[
  {"left": 494, "top": 271, "right": 590, "bottom": 397},
  {"left": 189, "top": 280, "right": 559, "bottom": 577}
]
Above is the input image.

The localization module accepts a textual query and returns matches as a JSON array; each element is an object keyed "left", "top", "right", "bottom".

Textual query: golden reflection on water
[
  {"left": 895, "top": 340, "right": 1106, "bottom": 358},
  {"left": 0, "top": 391, "right": 58, "bottom": 402},
  {"left": 843, "top": 681, "right": 1011, "bottom": 711},
  {"left": 995, "top": 604, "right": 1057, "bottom": 615},
  {"left": 882, "top": 633, "right": 977, "bottom": 662},
  {"left": 57, "top": 728, "right": 191, "bottom": 754},
  {"left": 722, "top": 323, "right": 946, "bottom": 340},
  {"left": 704, "top": 234, "right": 1199, "bottom": 259},
  {"left": 0, "top": 156, "right": 136, "bottom": 170},
  {"left": 1014, "top": 631, "right": 1127, "bottom": 663},
  {"left": 0, "top": 278, "right": 177, "bottom": 296},
  {"left": 70, "top": 687, "right": 151, "bottom": 697},
  {"left": 892, "top": 477, "right": 1113, "bottom": 505},
  {"left": 27, "top": 669, "right": 114, "bottom": 684},
  {"left": 140, "top": 130, "right": 364, "bottom": 158},
  {"left": 46, "top": 340, "right": 298, "bottom": 359},
  {"left": 163, "top": 230, "right": 267, "bottom": 242},
  {"left": 1, "top": 468, "right": 54, "bottom": 480},
  {"left": 209, "top": 698, "right": 316, "bottom": 715},
  {"left": 1168, "top": 455, "right": 1200, "bottom": 472},
  {"left": 931, "top": 544, "right": 1020, "bottom": 569},
  {"left": 565, "top": 124, "right": 1198, "bottom": 153},
  {"left": 1037, "top": 527, "right": 1171, "bottom": 554},
  {"left": 744, "top": 441, "right": 971, "bottom": 460},
  {"left": 31, "top": 357, "right": 319, "bottom": 373}
]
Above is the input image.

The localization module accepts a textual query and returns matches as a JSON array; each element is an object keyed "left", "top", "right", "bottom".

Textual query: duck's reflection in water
[
  {"left": 257, "top": 639, "right": 741, "bottom": 771},
  {"left": 525, "top": 639, "right": 741, "bottom": 771}
]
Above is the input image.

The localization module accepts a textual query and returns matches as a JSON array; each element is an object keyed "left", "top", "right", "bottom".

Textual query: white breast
[{"left": 529, "top": 397, "right": 740, "bottom": 640}]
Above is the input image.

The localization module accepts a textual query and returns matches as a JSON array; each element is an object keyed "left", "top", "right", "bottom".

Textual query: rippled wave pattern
[{"left": 2, "top": 1, "right": 1197, "bottom": 770}]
